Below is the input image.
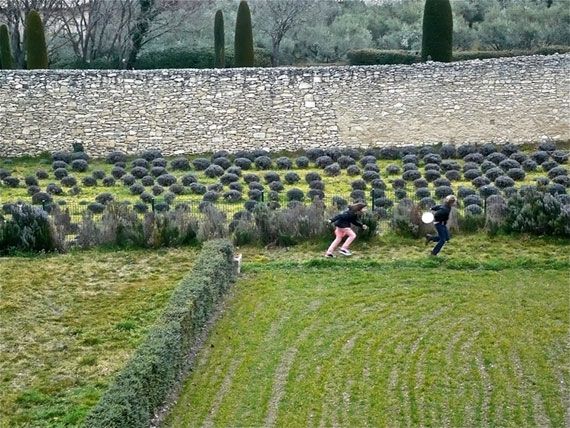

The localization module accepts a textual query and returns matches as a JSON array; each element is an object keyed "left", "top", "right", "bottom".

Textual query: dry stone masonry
[{"left": 0, "top": 54, "right": 568, "bottom": 157}]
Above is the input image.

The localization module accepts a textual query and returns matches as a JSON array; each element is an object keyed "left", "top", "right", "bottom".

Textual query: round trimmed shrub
[
  {"left": 463, "top": 194, "right": 483, "bottom": 207},
  {"left": 472, "top": 176, "right": 491, "bottom": 188},
  {"left": 3, "top": 176, "right": 19, "bottom": 187},
  {"left": 36, "top": 169, "right": 49, "bottom": 179},
  {"left": 193, "top": 158, "right": 211, "bottom": 170},
  {"left": 163, "top": 192, "right": 176, "bottom": 204},
  {"left": 440, "top": 144, "right": 456, "bottom": 159},
  {"left": 275, "top": 157, "right": 293, "bottom": 169},
  {"left": 269, "top": 181, "right": 284, "bottom": 192},
  {"left": 500, "top": 143, "right": 519, "bottom": 156},
  {"left": 88, "top": 202, "right": 105, "bottom": 214},
  {"left": 325, "top": 148, "right": 341, "bottom": 161},
  {"left": 395, "top": 189, "right": 407, "bottom": 200},
  {"left": 305, "top": 172, "right": 321, "bottom": 183},
  {"left": 111, "top": 166, "right": 126, "bottom": 179},
  {"left": 96, "top": 192, "right": 114, "bottom": 204},
  {"left": 27, "top": 185, "right": 41, "bottom": 195},
  {"left": 24, "top": 175, "right": 38, "bottom": 186},
  {"left": 463, "top": 162, "right": 479, "bottom": 173},
  {"left": 403, "top": 162, "right": 418, "bottom": 172},
  {"left": 392, "top": 178, "right": 406, "bottom": 189},
  {"left": 424, "top": 163, "right": 440, "bottom": 172},
  {"left": 413, "top": 178, "right": 428, "bottom": 188},
  {"left": 140, "top": 192, "right": 154, "bottom": 204},
  {"left": 338, "top": 155, "right": 356, "bottom": 168},
  {"left": 220, "top": 173, "right": 240, "bottom": 185},
  {"left": 402, "top": 154, "right": 419, "bottom": 165},
  {"left": 433, "top": 177, "right": 451, "bottom": 187},
  {"left": 445, "top": 170, "right": 462, "bottom": 181},
  {"left": 465, "top": 204, "right": 483, "bottom": 215},
  {"left": 364, "top": 163, "right": 380, "bottom": 172},
  {"left": 169, "top": 183, "right": 185, "bottom": 195},
  {"left": 248, "top": 182, "right": 264, "bottom": 191},
  {"left": 306, "top": 148, "right": 325, "bottom": 161},
  {"left": 268, "top": 190, "right": 279, "bottom": 201},
  {"left": 156, "top": 174, "right": 177, "bottom": 186},
  {"left": 371, "top": 179, "right": 387, "bottom": 189},
  {"left": 541, "top": 160, "right": 559, "bottom": 172},
  {"left": 69, "top": 186, "right": 81, "bottom": 196},
  {"left": 362, "top": 170, "right": 380, "bottom": 182},
  {"left": 213, "top": 157, "right": 232, "bottom": 170},
  {"left": 286, "top": 188, "right": 304, "bottom": 202},
  {"left": 458, "top": 186, "right": 476, "bottom": 199},
  {"left": 548, "top": 183, "right": 566, "bottom": 196},
  {"left": 129, "top": 166, "right": 148, "bottom": 179},
  {"left": 495, "top": 175, "right": 515, "bottom": 189},
  {"left": 324, "top": 163, "right": 341, "bottom": 176},
  {"left": 346, "top": 165, "right": 361, "bottom": 176},
  {"left": 551, "top": 150, "right": 569, "bottom": 164},
  {"left": 54, "top": 167, "right": 68, "bottom": 179},
  {"left": 309, "top": 180, "right": 325, "bottom": 191},
  {"left": 102, "top": 176, "right": 115, "bottom": 187},
  {"left": 522, "top": 159, "right": 538, "bottom": 172},
  {"left": 53, "top": 151, "right": 72, "bottom": 164},
  {"left": 132, "top": 158, "right": 149, "bottom": 168},
  {"left": 106, "top": 150, "right": 127, "bottom": 164},
  {"left": 152, "top": 185, "right": 165, "bottom": 196},
  {"left": 295, "top": 156, "right": 310, "bottom": 168},
  {"left": 71, "top": 159, "right": 88, "bottom": 172},
  {"left": 133, "top": 202, "right": 149, "bottom": 214},
  {"left": 536, "top": 177, "right": 550, "bottom": 187},
  {"left": 510, "top": 152, "right": 527, "bottom": 163},
  {"left": 440, "top": 160, "right": 460, "bottom": 171},
  {"left": 378, "top": 146, "right": 400, "bottom": 160},
  {"left": 416, "top": 188, "right": 431, "bottom": 198},
  {"left": 141, "top": 175, "right": 155, "bottom": 186},
  {"left": 457, "top": 143, "right": 476, "bottom": 157},
  {"left": 204, "top": 164, "right": 224, "bottom": 178},
  {"left": 463, "top": 153, "right": 484, "bottom": 164},
  {"left": 499, "top": 159, "right": 520, "bottom": 171},
  {"left": 403, "top": 170, "right": 421, "bottom": 181},
  {"left": 374, "top": 197, "right": 393, "bottom": 208},
  {"left": 341, "top": 148, "right": 361, "bottom": 160},
  {"left": 52, "top": 160, "right": 68, "bottom": 170},
  {"left": 507, "top": 168, "right": 525, "bottom": 181},
  {"left": 235, "top": 157, "right": 253, "bottom": 170},
  {"left": 480, "top": 160, "right": 496, "bottom": 173},
  {"left": 332, "top": 196, "right": 348, "bottom": 210},
  {"left": 418, "top": 146, "right": 435, "bottom": 157},
  {"left": 141, "top": 149, "right": 163, "bottom": 161},
  {"left": 547, "top": 166, "right": 568, "bottom": 179},
  {"left": 360, "top": 155, "right": 377, "bottom": 166},
  {"left": 129, "top": 183, "right": 145, "bottom": 195},
  {"left": 229, "top": 182, "right": 243, "bottom": 192},
  {"left": 254, "top": 156, "right": 272, "bottom": 169},
  {"left": 538, "top": 140, "right": 556, "bottom": 152},
  {"left": 479, "top": 143, "right": 497, "bottom": 156},
  {"left": 121, "top": 174, "right": 136, "bottom": 186},
  {"left": 351, "top": 179, "right": 367, "bottom": 190},
  {"left": 90, "top": 169, "right": 104, "bottom": 180},
  {"left": 371, "top": 188, "right": 385, "bottom": 198},
  {"left": 227, "top": 166, "right": 242, "bottom": 176},
  {"left": 386, "top": 164, "right": 401, "bottom": 175},
  {"left": 423, "top": 153, "right": 442, "bottom": 165},
  {"left": 208, "top": 183, "right": 224, "bottom": 192},
  {"left": 248, "top": 189, "right": 263, "bottom": 201},
  {"left": 171, "top": 157, "right": 190, "bottom": 171},
  {"left": 32, "top": 192, "right": 52, "bottom": 205},
  {"left": 424, "top": 170, "right": 440, "bottom": 182},
  {"left": 212, "top": 150, "right": 230, "bottom": 160},
  {"left": 557, "top": 194, "right": 570, "bottom": 204},
  {"left": 315, "top": 155, "right": 334, "bottom": 168},
  {"left": 350, "top": 190, "right": 366, "bottom": 202},
  {"left": 190, "top": 183, "right": 207, "bottom": 195},
  {"left": 434, "top": 186, "right": 453, "bottom": 199},
  {"left": 552, "top": 175, "right": 570, "bottom": 187},
  {"left": 264, "top": 171, "right": 280, "bottom": 184},
  {"left": 401, "top": 146, "right": 417, "bottom": 156},
  {"left": 243, "top": 200, "right": 258, "bottom": 211},
  {"left": 154, "top": 202, "right": 170, "bottom": 212},
  {"left": 485, "top": 167, "right": 504, "bottom": 181},
  {"left": 284, "top": 172, "right": 300, "bottom": 184},
  {"left": 530, "top": 151, "right": 549, "bottom": 164},
  {"left": 486, "top": 152, "right": 507, "bottom": 164},
  {"left": 503, "top": 187, "right": 518, "bottom": 197},
  {"left": 479, "top": 185, "right": 499, "bottom": 198},
  {"left": 464, "top": 169, "right": 481, "bottom": 180},
  {"left": 244, "top": 173, "right": 260, "bottom": 184},
  {"left": 82, "top": 176, "right": 97, "bottom": 187},
  {"left": 115, "top": 162, "right": 127, "bottom": 169},
  {"left": 420, "top": 197, "right": 436, "bottom": 209},
  {"left": 224, "top": 190, "right": 243, "bottom": 202}
]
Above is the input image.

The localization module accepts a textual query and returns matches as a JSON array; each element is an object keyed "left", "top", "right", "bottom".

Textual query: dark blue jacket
[
  {"left": 431, "top": 204, "right": 451, "bottom": 224},
  {"left": 330, "top": 210, "right": 364, "bottom": 228}
]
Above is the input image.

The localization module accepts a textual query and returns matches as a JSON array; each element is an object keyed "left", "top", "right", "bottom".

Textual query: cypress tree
[
  {"left": 0, "top": 24, "right": 13, "bottom": 69},
  {"left": 24, "top": 10, "right": 48, "bottom": 69},
  {"left": 214, "top": 10, "right": 225, "bottom": 68},
  {"left": 421, "top": 0, "right": 453, "bottom": 62},
  {"left": 234, "top": 0, "right": 254, "bottom": 67}
]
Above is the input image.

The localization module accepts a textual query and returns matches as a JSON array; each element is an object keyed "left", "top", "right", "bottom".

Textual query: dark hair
[{"left": 348, "top": 202, "right": 367, "bottom": 212}]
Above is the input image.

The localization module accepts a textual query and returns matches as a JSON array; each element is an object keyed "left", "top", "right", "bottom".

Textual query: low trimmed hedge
[{"left": 84, "top": 239, "right": 236, "bottom": 428}]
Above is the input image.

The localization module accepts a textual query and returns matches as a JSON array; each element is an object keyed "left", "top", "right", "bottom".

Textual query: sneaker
[
  {"left": 339, "top": 248, "right": 352, "bottom": 256},
  {"left": 325, "top": 253, "right": 335, "bottom": 258}
]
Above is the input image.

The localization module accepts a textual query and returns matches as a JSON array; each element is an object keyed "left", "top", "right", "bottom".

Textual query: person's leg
[
  {"left": 341, "top": 228, "right": 357, "bottom": 250},
  {"left": 431, "top": 223, "right": 447, "bottom": 255},
  {"left": 326, "top": 228, "right": 346, "bottom": 255}
]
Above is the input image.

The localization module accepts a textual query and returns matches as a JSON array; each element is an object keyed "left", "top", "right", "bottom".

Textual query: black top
[
  {"left": 330, "top": 210, "right": 364, "bottom": 228},
  {"left": 431, "top": 204, "right": 451, "bottom": 224}
]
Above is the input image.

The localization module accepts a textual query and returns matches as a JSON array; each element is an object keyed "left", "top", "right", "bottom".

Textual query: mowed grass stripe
[{"left": 166, "top": 266, "right": 569, "bottom": 427}]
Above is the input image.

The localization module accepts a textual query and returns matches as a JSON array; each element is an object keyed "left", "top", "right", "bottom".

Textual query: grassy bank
[{"left": 0, "top": 248, "right": 196, "bottom": 427}]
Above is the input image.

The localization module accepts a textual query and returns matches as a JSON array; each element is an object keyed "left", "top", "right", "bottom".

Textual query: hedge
[{"left": 84, "top": 239, "right": 236, "bottom": 428}]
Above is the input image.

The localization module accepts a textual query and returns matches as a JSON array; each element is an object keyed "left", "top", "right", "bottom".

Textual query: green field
[
  {"left": 0, "top": 248, "right": 196, "bottom": 427},
  {"left": 167, "top": 236, "right": 570, "bottom": 427}
]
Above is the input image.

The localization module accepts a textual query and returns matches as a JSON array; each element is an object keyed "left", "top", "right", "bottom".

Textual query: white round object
[{"left": 421, "top": 212, "right": 434, "bottom": 224}]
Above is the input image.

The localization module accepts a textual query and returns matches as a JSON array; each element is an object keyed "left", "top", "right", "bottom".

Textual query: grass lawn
[
  {"left": 0, "top": 247, "right": 197, "bottom": 427},
  {"left": 167, "top": 235, "right": 570, "bottom": 427}
]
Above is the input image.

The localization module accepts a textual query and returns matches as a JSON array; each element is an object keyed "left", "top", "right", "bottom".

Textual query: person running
[
  {"left": 325, "top": 202, "right": 368, "bottom": 257},
  {"left": 425, "top": 195, "right": 456, "bottom": 256}
]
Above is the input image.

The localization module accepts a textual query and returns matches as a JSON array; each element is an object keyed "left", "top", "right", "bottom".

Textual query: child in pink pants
[{"left": 326, "top": 202, "right": 368, "bottom": 257}]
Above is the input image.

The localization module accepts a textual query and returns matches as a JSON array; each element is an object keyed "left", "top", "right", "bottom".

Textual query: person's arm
[
  {"left": 329, "top": 212, "right": 342, "bottom": 223},
  {"left": 431, "top": 204, "right": 443, "bottom": 212},
  {"left": 350, "top": 213, "right": 365, "bottom": 229}
]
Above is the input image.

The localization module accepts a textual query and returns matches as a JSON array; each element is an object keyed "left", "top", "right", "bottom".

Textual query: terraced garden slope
[{"left": 167, "top": 235, "right": 570, "bottom": 427}]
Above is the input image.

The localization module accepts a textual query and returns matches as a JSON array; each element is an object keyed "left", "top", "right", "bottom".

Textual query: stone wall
[{"left": 0, "top": 54, "right": 568, "bottom": 157}]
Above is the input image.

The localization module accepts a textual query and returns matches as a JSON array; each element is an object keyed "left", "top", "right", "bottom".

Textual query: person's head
[
  {"left": 349, "top": 202, "right": 367, "bottom": 213},
  {"left": 444, "top": 195, "right": 457, "bottom": 206}
]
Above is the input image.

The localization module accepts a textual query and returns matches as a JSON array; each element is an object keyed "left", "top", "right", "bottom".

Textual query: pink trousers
[{"left": 326, "top": 227, "right": 356, "bottom": 254}]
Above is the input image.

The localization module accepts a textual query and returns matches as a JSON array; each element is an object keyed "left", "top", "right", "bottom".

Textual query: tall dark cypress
[
  {"left": 24, "top": 10, "right": 48, "bottom": 69},
  {"left": 421, "top": 0, "right": 453, "bottom": 62},
  {"left": 0, "top": 24, "right": 13, "bottom": 69},
  {"left": 214, "top": 10, "right": 225, "bottom": 68},
  {"left": 234, "top": 1, "right": 254, "bottom": 67}
]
